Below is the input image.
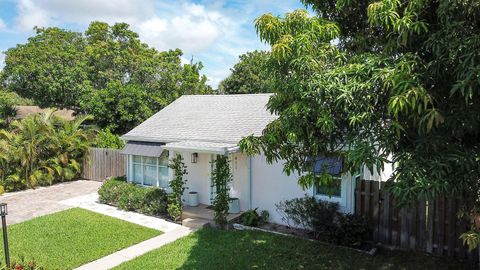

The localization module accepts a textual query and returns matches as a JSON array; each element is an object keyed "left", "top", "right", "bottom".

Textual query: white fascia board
[{"left": 162, "top": 145, "right": 227, "bottom": 155}]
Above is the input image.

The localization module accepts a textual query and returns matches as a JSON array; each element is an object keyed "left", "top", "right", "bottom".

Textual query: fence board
[
  {"left": 355, "top": 179, "right": 477, "bottom": 265},
  {"left": 82, "top": 148, "right": 125, "bottom": 181}
]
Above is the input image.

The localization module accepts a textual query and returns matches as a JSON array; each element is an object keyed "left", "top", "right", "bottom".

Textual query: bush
[
  {"left": 276, "top": 196, "right": 370, "bottom": 247},
  {"left": 95, "top": 128, "right": 125, "bottom": 149},
  {"left": 276, "top": 196, "right": 338, "bottom": 232},
  {"left": 334, "top": 214, "right": 370, "bottom": 247},
  {"left": 0, "top": 113, "right": 94, "bottom": 192},
  {"left": 98, "top": 177, "right": 168, "bottom": 216},
  {"left": 241, "top": 208, "right": 269, "bottom": 227}
]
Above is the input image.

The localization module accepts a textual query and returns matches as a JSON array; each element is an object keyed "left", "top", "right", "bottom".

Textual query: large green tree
[
  {"left": 2, "top": 27, "right": 90, "bottom": 110},
  {"left": 218, "top": 50, "right": 273, "bottom": 94},
  {"left": 2, "top": 22, "right": 212, "bottom": 133},
  {"left": 241, "top": 1, "right": 480, "bottom": 210}
]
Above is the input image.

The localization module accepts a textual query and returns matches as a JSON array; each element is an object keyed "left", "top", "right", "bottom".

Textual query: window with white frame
[
  {"left": 315, "top": 176, "right": 342, "bottom": 197},
  {"left": 130, "top": 151, "right": 169, "bottom": 188},
  {"left": 312, "top": 156, "right": 343, "bottom": 198}
]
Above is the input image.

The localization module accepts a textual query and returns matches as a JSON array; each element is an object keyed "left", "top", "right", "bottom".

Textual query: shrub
[
  {"left": 241, "top": 208, "right": 269, "bottom": 227},
  {"left": 0, "top": 113, "right": 94, "bottom": 192},
  {"left": 95, "top": 128, "right": 125, "bottom": 149},
  {"left": 98, "top": 177, "right": 168, "bottom": 216},
  {"left": 334, "top": 214, "right": 370, "bottom": 247},
  {"left": 0, "top": 258, "right": 44, "bottom": 270},
  {"left": 276, "top": 196, "right": 370, "bottom": 247},
  {"left": 276, "top": 196, "right": 335, "bottom": 231}
]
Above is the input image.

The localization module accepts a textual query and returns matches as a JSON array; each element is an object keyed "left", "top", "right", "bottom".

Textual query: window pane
[
  {"left": 143, "top": 165, "right": 157, "bottom": 186},
  {"left": 133, "top": 155, "right": 142, "bottom": 163},
  {"left": 144, "top": 156, "right": 157, "bottom": 165},
  {"left": 132, "top": 164, "right": 142, "bottom": 184},
  {"left": 316, "top": 178, "right": 341, "bottom": 197},
  {"left": 158, "top": 167, "right": 169, "bottom": 188}
]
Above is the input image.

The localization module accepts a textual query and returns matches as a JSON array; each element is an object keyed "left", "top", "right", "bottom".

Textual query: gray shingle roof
[{"left": 122, "top": 94, "right": 277, "bottom": 144}]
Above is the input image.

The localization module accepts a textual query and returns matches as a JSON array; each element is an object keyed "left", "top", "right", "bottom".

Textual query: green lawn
[
  {"left": 0, "top": 208, "right": 161, "bottom": 269},
  {"left": 115, "top": 228, "right": 464, "bottom": 270}
]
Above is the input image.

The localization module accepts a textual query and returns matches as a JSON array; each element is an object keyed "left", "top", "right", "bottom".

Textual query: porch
[{"left": 181, "top": 204, "right": 242, "bottom": 229}]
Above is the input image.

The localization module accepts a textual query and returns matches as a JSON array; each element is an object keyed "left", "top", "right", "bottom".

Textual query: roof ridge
[{"left": 181, "top": 93, "right": 274, "bottom": 97}]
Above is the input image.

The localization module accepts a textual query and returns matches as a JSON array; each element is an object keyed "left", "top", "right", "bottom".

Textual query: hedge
[{"left": 98, "top": 177, "right": 168, "bottom": 216}]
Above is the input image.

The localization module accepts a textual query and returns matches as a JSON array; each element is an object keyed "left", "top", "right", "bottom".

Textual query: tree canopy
[
  {"left": 240, "top": 1, "right": 480, "bottom": 208},
  {"left": 2, "top": 22, "right": 212, "bottom": 133},
  {"left": 218, "top": 50, "right": 273, "bottom": 94}
]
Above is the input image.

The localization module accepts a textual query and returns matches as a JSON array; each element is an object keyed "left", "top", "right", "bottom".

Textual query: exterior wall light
[
  {"left": 191, "top": 153, "right": 198, "bottom": 163},
  {"left": 0, "top": 203, "right": 9, "bottom": 267}
]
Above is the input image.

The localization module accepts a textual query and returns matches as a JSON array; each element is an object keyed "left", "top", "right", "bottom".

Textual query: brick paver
[{"left": 0, "top": 180, "right": 102, "bottom": 225}]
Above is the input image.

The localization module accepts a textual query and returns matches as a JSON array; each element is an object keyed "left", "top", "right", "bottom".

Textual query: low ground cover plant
[
  {"left": 276, "top": 196, "right": 369, "bottom": 247},
  {"left": 240, "top": 208, "right": 269, "bottom": 227},
  {"left": 1, "top": 259, "right": 44, "bottom": 270},
  {"left": 98, "top": 176, "right": 168, "bottom": 216}
]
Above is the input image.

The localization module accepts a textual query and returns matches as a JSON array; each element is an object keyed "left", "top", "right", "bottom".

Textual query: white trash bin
[
  {"left": 228, "top": 198, "right": 240, "bottom": 214},
  {"left": 188, "top": 191, "right": 199, "bottom": 207}
]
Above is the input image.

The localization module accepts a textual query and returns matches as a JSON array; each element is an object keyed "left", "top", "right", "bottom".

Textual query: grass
[
  {"left": 0, "top": 208, "right": 161, "bottom": 269},
  {"left": 115, "top": 228, "right": 464, "bottom": 270}
]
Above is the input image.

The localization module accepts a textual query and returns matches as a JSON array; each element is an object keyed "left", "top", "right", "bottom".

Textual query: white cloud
[
  {"left": 9, "top": 0, "right": 305, "bottom": 87},
  {"left": 136, "top": 3, "right": 229, "bottom": 54},
  {"left": 0, "top": 18, "right": 5, "bottom": 30},
  {"left": 15, "top": 0, "right": 51, "bottom": 30}
]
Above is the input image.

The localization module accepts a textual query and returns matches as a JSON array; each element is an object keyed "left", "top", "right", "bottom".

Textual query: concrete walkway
[
  {"left": 61, "top": 193, "right": 181, "bottom": 232},
  {"left": 74, "top": 226, "right": 193, "bottom": 270},
  {"left": 62, "top": 193, "right": 193, "bottom": 270},
  {"left": 1, "top": 180, "right": 193, "bottom": 269},
  {"left": 0, "top": 180, "right": 102, "bottom": 225}
]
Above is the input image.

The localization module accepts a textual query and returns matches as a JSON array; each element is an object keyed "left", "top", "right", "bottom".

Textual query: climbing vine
[
  {"left": 211, "top": 155, "right": 232, "bottom": 228},
  {"left": 168, "top": 153, "right": 188, "bottom": 222}
]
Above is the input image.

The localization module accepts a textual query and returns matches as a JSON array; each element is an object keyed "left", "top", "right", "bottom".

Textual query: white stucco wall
[
  {"left": 126, "top": 149, "right": 394, "bottom": 227},
  {"left": 250, "top": 154, "right": 312, "bottom": 225},
  {"left": 173, "top": 151, "right": 249, "bottom": 210},
  {"left": 174, "top": 151, "right": 212, "bottom": 205},
  {"left": 230, "top": 152, "right": 250, "bottom": 211}
]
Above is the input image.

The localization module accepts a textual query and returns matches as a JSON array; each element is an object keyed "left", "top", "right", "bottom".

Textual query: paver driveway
[{"left": 0, "top": 180, "right": 102, "bottom": 225}]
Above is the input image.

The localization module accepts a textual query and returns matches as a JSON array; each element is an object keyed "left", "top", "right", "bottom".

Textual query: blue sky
[{"left": 0, "top": 0, "right": 306, "bottom": 88}]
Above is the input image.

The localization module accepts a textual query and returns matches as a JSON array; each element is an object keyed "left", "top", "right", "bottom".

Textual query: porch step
[{"left": 182, "top": 218, "right": 211, "bottom": 230}]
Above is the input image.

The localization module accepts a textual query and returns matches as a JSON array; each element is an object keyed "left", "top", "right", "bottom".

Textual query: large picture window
[{"left": 130, "top": 152, "right": 170, "bottom": 188}]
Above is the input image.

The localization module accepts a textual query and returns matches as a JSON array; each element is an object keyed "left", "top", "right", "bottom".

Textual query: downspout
[{"left": 248, "top": 155, "right": 252, "bottom": 210}]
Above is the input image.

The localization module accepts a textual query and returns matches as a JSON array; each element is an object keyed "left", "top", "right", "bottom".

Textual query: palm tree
[
  {"left": 48, "top": 114, "right": 94, "bottom": 181},
  {"left": 9, "top": 114, "right": 53, "bottom": 188},
  {"left": 0, "top": 110, "right": 94, "bottom": 190}
]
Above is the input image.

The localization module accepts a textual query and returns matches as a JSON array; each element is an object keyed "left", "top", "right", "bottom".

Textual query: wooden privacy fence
[
  {"left": 82, "top": 148, "right": 126, "bottom": 181},
  {"left": 355, "top": 179, "right": 477, "bottom": 263}
]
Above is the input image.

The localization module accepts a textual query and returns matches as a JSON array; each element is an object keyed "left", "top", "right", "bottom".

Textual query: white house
[{"left": 120, "top": 94, "right": 392, "bottom": 225}]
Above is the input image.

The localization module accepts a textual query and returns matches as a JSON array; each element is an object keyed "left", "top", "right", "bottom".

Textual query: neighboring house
[
  {"left": 14, "top": 106, "right": 75, "bottom": 121},
  {"left": 121, "top": 94, "right": 392, "bottom": 225}
]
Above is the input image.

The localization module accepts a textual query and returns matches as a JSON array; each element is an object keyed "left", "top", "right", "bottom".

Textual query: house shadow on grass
[{"left": 173, "top": 228, "right": 465, "bottom": 270}]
